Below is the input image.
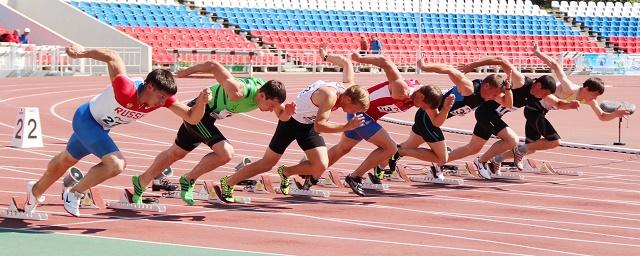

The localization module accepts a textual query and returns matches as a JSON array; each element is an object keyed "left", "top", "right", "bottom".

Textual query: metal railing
[
  {"left": 167, "top": 47, "right": 569, "bottom": 73},
  {"left": 0, "top": 43, "right": 143, "bottom": 77}
]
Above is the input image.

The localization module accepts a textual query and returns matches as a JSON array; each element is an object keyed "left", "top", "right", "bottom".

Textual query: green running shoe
[
  {"left": 373, "top": 165, "right": 385, "bottom": 183},
  {"left": 218, "top": 176, "right": 235, "bottom": 203},
  {"left": 179, "top": 175, "right": 195, "bottom": 205},
  {"left": 277, "top": 165, "right": 290, "bottom": 195},
  {"left": 388, "top": 151, "right": 402, "bottom": 172},
  {"left": 131, "top": 175, "right": 146, "bottom": 204}
]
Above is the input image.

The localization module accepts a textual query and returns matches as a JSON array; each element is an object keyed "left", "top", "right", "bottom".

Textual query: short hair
[
  {"left": 482, "top": 74, "right": 505, "bottom": 88},
  {"left": 583, "top": 77, "right": 605, "bottom": 95},
  {"left": 145, "top": 69, "right": 177, "bottom": 95},
  {"left": 415, "top": 85, "right": 443, "bottom": 109},
  {"left": 259, "top": 80, "right": 286, "bottom": 103},
  {"left": 534, "top": 75, "right": 557, "bottom": 94},
  {"left": 343, "top": 85, "right": 370, "bottom": 111}
]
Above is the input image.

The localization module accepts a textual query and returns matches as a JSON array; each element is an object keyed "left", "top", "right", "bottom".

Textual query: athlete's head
[
  {"left": 338, "top": 85, "right": 370, "bottom": 113},
  {"left": 531, "top": 75, "right": 557, "bottom": 99},
  {"left": 256, "top": 80, "right": 286, "bottom": 112},
  {"left": 479, "top": 74, "right": 505, "bottom": 101},
  {"left": 580, "top": 77, "right": 605, "bottom": 102},
  {"left": 411, "top": 85, "right": 443, "bottom": 110},
  {"left": 142, "top": 69, "right": 177, "bottom": 107}
]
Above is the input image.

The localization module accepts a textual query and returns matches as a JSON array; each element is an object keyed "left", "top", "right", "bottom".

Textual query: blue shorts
[
  {"left": 344, "top": 112, "right": 382, "bottom": 141},
  {"left": 66, "top": 103, "right": 119, "bottom": 159}
]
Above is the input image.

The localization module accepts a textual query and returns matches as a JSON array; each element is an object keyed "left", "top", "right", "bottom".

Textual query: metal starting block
[
  {"left": 521, "top": 159, "right": 582, "bottom": 176},
  {"left": 79, "top": 188, "right": 105, "bottom": 209},
  {"left": 234, "top": 157, "right": 252, "bottom": 171},
  {"left": 206, "top": 181, "right": 251, "bottom": 204},
  {"left": 106, "top": 189, "right": 166, "bottom": 212},
  {"left": 397, "top": 165, "right": 464, "bottom": 185},
  {"left": 319, "top": 170, "right": 389, "bottom": 190},
  {"left": 274, "top": 176, "right": 330, "bottom": 197},
  {"left": 163, "top": 181, "right": 251, "bottom": 203},
  {"left": 465, "top": 162, "right": 524, "bottom": 180},
  {"left": 239, "top": 175, "right": 274, "bottom": 194},
  {"left": 0, "top": 197, "right": 48, "bottom": 221}
]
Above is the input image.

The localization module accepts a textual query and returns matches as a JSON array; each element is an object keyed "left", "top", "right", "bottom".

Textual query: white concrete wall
[
  {"left": 0, "top": 2, "right": 76, "bottom": 46},
  {"left": 6, "top": 0, "right": 152, "bottom": 73}
]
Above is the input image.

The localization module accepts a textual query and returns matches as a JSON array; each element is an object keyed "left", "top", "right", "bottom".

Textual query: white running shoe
[
  {"left": 25, "top": 181, "right": 45, "bottom": 213},
  {"left": 512, "top": 146, "right": 525, "bottom": 171},
  {"left": 488, "top": 158, "right": 503, "bottom": 176},
  {"left": 474, "top": 158, "right": 493, "bottom": 180},
  {"left": 430, "top": 163, "right": 445, "bottom": 180},
  {"left": 63, "top": 190, "right": 83, "bottom": 217}
]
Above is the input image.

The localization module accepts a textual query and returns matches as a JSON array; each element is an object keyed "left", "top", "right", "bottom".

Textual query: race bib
[
  {"left": 450, "top": 106, "right": 473, "bottom": 117},
  {"left": 495, "top": 106, "right": 517, "bottom": 116},
  {"left": 377, "top": 104, "right": 403, "bottom": 113},
  {"left": 100, "top": 115, "right": 131, "bottom": 129},
  {"left": 210, "top": 109, "right": 234, "bottom": 120},
  {"left": 303, "top": 115, "right": 316, "bottom": 123}
]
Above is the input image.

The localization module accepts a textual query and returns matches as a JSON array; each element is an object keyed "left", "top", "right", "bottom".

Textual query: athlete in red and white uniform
[{"left": 26, "top": 46, "right": 210, "bottom": 217}]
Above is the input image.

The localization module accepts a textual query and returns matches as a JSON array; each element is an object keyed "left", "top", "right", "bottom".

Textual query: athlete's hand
[
  {"left": 283, "top": 102, "right": 296, "bottom": 117},
  {"left": 443, "top": 94, "right": 455, "bottom": 110},
  {"left": 195, "top": 88, "right": 211, "bottom": 104},
  {"left": 65, "top": 45, "right": 85, "bottom": 58},
  {"left": 532, "top": 42, "right": 542, "bottom": 56},
  {"left": 613, "top": 107, "right": 632, "bottom": 118},
  {"left": 175, "top": 69, "right": 192, "bottom": 78},
  {"left": 568, "top": 100, "right": 580, "bottom": 110},
  {"left": 319, "top": 42, "right": 328, "bottom": 59},
  {"left": 350, "top": 51, "right": 362, "bottom": 62},
  {"left": 461, "top": 64, "right": 474, "bottom": 74},
  {"left": 344, "top": 113, "right": 365, "bottom": 130},
  {"left": 417, "top": 58, "right": 426, "bottom": 69}
]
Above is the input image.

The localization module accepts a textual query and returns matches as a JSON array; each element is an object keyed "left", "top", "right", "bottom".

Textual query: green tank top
[{"left": 207, "top": 77, "right": 265, "bottom": 119}]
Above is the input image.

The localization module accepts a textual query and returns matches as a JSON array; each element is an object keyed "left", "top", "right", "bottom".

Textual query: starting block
[
  {"left": 207, "top": 181, "right": 251, "bottom": 204},
  {"left": 274, "top": 176, "right": 330, "bottom": 197},
  {"left": 318, "top": 171, "right": 343, "bottom": 188},
  {"left": 106, "top": 189, "right": 166, "bottom": 212},
  {"left": 164, "top": 181, "right": 251, "bottom": 203},
  {"left": 79, "top": 188, "right": 105, "bottom": 209},
  {"left": 362, "top": 173, "right": 390, "bottom": 190},
  {"left": 400, "top": 165, "right": 464, "bottom": 185},
  {"left": 0, "top": 197, "right": 48, "bottom": 221},
  {"left": 239, "top": 175, "right": 274, "bottom": 194},
  {"left": 521, "top": 160, "right": 582, "bottom": 176},
  {"left": 235, "top": 157, "right": 252, "bottom": 171},
  {"left": 465, "top": 162, "right": 524, "bottom": 180},
  {"left": 319, "top": 171, "right": 388, "bottom": 190}
]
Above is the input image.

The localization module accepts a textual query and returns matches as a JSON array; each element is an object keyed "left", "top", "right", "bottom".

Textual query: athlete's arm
[
  {"left": 541, "top": 94, "right": 580, "bottom": 110},
  {"left": 65, "top": 45, "right": 125, "bottom": 82},
  {"left": 176, "top": 61, "right": 244, "bottom": 101},
  {"left": 351, "top": 52, "right": 409, "bottom": 100},
  {"left": 587, "top": 99, "right": 631, "bottom": 121},
  {"left": 493, "top": 75, "right": 514, "bottom": 109},
  {"left": 167, "top": 88, "right": 210, "bottom": 124},
  {"left": 463, "top": 56, "right": 526, "bottom": 89},
  {"left": 533, "top": 43, "right": 573, "bottom": 93},
  {"left": 273, "top": 102, "right": 296, "bottom": 121},
  {"left": 427, "top": 94, "right": 455, "bottom": 127},
  {"left": 312, "top": 87, "right": 363, "bottom": 133},
  {"left": 320, "top": 43, "right": 355, "bottom": 86},
  {"left": 418, "top": 59, "right": 473, "bottom": 96}
]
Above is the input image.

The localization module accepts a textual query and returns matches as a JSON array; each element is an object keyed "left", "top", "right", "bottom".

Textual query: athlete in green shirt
[{"left": 131, "top": 61, "right": 294, "bottom": 205}]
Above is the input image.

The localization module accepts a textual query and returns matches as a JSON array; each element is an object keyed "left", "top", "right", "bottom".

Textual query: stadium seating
[
  {"left": 553, "top": 1, "right": 640, "bottom": 53},
  {"left": 68, "top": 0, "right": 268, "bottom": 64}
]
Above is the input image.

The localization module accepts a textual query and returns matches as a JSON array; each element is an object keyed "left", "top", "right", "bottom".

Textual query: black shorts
[
  {"left": 524, "top": 107, "right": 560, "bottom": 143},
  {"left": 268, "top": 118, "right": 326, "bottom": 154},
  {"left": 411, "top": 108, "right": 444, "bottom": 143},
  {"left": 473, "top": 103, "right": 509, "bottom": 140},
  {"left": 175, "top": 122, "right": 227, "bottom": 151}
]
